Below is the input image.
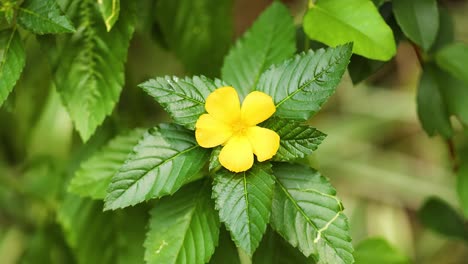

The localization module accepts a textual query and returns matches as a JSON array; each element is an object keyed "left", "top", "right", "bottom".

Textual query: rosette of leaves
[{"left": 69, "top": 3, "right": 354, "bottom": 263}]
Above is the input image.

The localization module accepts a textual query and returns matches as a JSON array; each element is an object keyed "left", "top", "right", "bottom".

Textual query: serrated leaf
[
  {"left": 212, "top": 164, "right": 275, "bottom": 256},
  {"left": 46, "top": 0, "right": 135, "bottom": 141},
  {"left": 303, "top": 0, "right": 395, "bottom": 61},
  {"left": 257, "top": 44, "right": 352, "bottom": 120},
  {"left": 209, "top": 226, "right": 241, "bottom": 264},
  {"left": 221, "top": 2, "right": 295, "bottom": 98},
  {"left": 69, "top": 128, "right": 146, "bottom": 200},
  {"left": 417, "top": 64, "right": 452, "bottom": 138},
  {"left": 104, "top": 123, "right": 210, "bottom": 210},
  {"left": 17, "top": 0, "right": 75, "bottom": 34},
  {"left": 139, "top": 76, "right": 225, "bottom": 130},
  {"left": 435, "top": 43, "right": 468, "bottom": 86},
  {"left": 0, "top": 29, "right": 26, "bottom": 107},
  {"left": 97, "top": 0, "right": 120, "bottom": 31},
  {"left": 144, "top": 181, "right": 220, "bottom": 264},
  {"left": 271, "top": 163, "right": 353, "bottom": 264},
  {"left": 354, "top": 238, "right": 410, "bottom": 264},
  {"left": 393, "top": 0, "right": 439, "bottom": 51},
  {"left": 262, "top": 118, "right": 326, "bottom": 161},
  {"left": 156, "top": 0, "right": 233, "bottom": 77}
]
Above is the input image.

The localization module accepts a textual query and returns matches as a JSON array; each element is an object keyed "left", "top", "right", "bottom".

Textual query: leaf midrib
[
  {"left": 148, "top": 84, "right": 205, "bottom": 106},
  {"left": 0, "top": 28, "right": 16, "bottom": 82},
  {"left": 19, "top": 7, "right": 71, "bottom": 31}
]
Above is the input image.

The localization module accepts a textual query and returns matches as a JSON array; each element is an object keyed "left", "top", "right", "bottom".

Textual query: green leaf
[
  {"left": 209, "top": 226, "right": 241, "bottom": 264},
  {"left": 430, "top": 7, "right": 454, "bottom": 53},
  {"left": 253, "top": 228, "right": 315, "bottom": 264},
  {"left": 97, "top": 0, "right": 120, "bottom": 31},
  {"left": 139, "top": 76, "right": 224, "bottom": 130},
  {"left": 0, "top": 29, "right": 26, "bottom": 107},
  {"left": 69, "top": 128, "right": 146, "bottom": 200},
  {"left": 17, "top": 0, "right": 75, "bottom": 34},
  {"left": 156, "top": 0, "right": 233, "bottom": 77},
  {"left": 348, "top": 54, "right": 385, "bottom": 84},
  {"left": 262, "top": 118, "right": 326, "bottom": 161},
  {"left": 258, "top": 44, "right": 352, "bottom": 120},
  {"left": 393, "top": 0, "right": 439, "bottom": 51},
  {"left": 417, "top": 64, "right": 452, "bottom": 138},
  {"left": 435, "top": 43, "right": 468, "bottom": 86},
  {"left": 354, "top": 238, "right": 410, "bottom": 264},
  {"left": 303, "top": 0, "right": 395, "bottom": 61},
  {"left": 46, "top": 0, "right": 135, "bottom": 141},
  {"left": 271, "top": 163, "right": 353, "bottom": 263},
  {"left": 212, "top": 164, "right": 275, "bottom": 256},
  {"left": 104, "top": 123, "right": 210, "bottom": 210},
  {"left": 457, "top": 162, "right": 468, "bottom": 218},
  {"left": 418, "top": 197, "right": 467, "bottom": 241},
  {"left": 221, "top": 2, "right": 295, "bottom": 98},
  {"left": 144, "top": 180, "right": 220, "bottom": 264}
]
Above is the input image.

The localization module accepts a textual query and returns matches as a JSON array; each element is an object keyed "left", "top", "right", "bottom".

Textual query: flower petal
[
  {"left": 241, "top": 91, "right": 276, "bottom": 126},
  {"left": 219, "top": 135, "right": 254, "bottom": 172},
  {"left": 247, "top": 126, "right": 280, "bottom": 162},
  {"left": 205, "top": 86, "right": 241, "bottom": 124},
  {"left": 195, "top": 114, "right": 233, "bottom": 148}
]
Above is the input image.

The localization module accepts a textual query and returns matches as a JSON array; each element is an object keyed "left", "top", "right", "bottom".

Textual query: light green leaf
[
  {"left": 144, "top": 181, "right": 220, "bottom": 264},
  {"left": 0, "top": 29, "right": 26, "bottom": 107},
  {"left": 417, "top": 64, "right": 452, "bottom": 138},
  {"left": 221, "top": 2, "right": 295, "bottom": 98},
  {"left": 258, "top": 44, "right": 352, "bottom": 120},
  {"left": 18, "top": 0, "right": 75, "bottom": 34},
  {"left": 457, "top": 162, "right": 468, "bottom": 218},
  {"left": 271, "top": 163, "right": 353, "bottom": 263},
  {"left": 156, "top": 0, "right": 233, "bottom": 77},
  {"left": 104, "top": 123, "right": 210, "bottom": 210},
  {"left": 212, "top": 164, "right": 275, "bottom": 256},
  {"left": 47, "top": 0, "right": 135, "bottom": 141},
  {"left": 435, "top": 43, "right": 468, "bottom": 86},
  {"left": 139, "top": 76, "right": 225, "bottom": 130},
  {"left": 69, "top": 128, "right": 146, "bottom": 200},
  {"left": 262, "top": 118, "right": 326, "bottom": 161},
  {"left": 303, "top": 0, "right": 395, "bottom": 61},
  {"left": 354, "top": 238, "right": 410, "bottom": 264},
  {"left": 393, "top": 0, "right": 439, "bottom": 51},
  {"left": 97, "top": 0, "right": 120, "bottom": 31}
]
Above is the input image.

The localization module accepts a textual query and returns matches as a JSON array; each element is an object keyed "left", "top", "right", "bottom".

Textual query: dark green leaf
[
  {"left": 457, "top": 162, "right": 468, "bottom": 218},
  {"left": 435, "top": 43, "right": 468, "bottom": 86},
  {"left": 144, "top": 181, "right": 220, "bottom": 264},
  {"left": 393, "top": 0, "right": 439, "bottom": 51},
  {"left": 69, "top": 128, "right": 147, "bottom": 200},
  {"left": 348, "top": 54, "right": 386, "bottom": 84},
  {"left": 104, "top": 123, "right": 210, "bottom": 210},
  {"left": 430, "top": 7, "right": 454, "bottom": 52},
  {"left": 139, "top": 76, "right": 225, "bottom": 130},
  {"left": 417, "top": 64, "right": 453, "bottom": 138},
  {"left": 18, "top": 0, "right": 75, "bottom": 34},
  {"left": 212, "top": 164, "right": 275, "bottom": 256},
  {"left": 258, "top": 44, "right": 352, "bottom": 120},
  {"left": 262, "top": 118, "right": 326, "bottom": 161},
  {"left": 354, "top": 238, "right": 410, "bottom": 264},
  {"left": 97, "top": 0, "right": 120, "bottom": 31},
  {"left": 209, "top": 226, "right": 241, "bottom": 264},
  {"left": 0, "top": 29, "right": 26, "bottom": 107},
  {"left": 271, "top": 163, "right": 353, "bottom": 263},
  {"left": 303, "top": 0, "right": 395, "bottom": 61},
  {"left": 222, "top": 2, "right": 295, "bottom": 98},
  {"left": 46, "top": 0, "right": 135, "bottom": 141},
  {"left": 156, "top": 0, "right": 233, "bottom": 77},
  {"left": 418, "top": 197, "right": 467, "bottom": 240}
]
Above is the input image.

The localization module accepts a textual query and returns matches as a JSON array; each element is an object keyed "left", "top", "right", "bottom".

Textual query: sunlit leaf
[
  {"left": 354, "top": 238, "right": 410, "bottom": 264},
  {"left": 18, "top": 0, "right": 75, "bottom": 34},
  {"left": 0, "top": 29, "right": 25, "bottom": 107},
  {"left": 97, "top": 0, "right": 120, "bottom": 31}
]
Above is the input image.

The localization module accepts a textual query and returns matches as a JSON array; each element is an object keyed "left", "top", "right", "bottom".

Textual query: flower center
[{"left": 231, "top": 120, "right": 249, "bottom": 135}]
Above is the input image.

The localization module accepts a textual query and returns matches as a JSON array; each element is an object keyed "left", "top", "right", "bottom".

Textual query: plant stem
[{"left": 238, "top": 247, "right": 252, "bottom": 264}]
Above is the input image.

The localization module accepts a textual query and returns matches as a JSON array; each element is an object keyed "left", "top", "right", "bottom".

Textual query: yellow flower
[{"left": 195, "top": 86, "right": 280, "bottom": 172}]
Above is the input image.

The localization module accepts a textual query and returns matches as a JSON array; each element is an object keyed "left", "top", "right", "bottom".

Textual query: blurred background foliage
[{"left": 1, "top": 0, "right": 468, "bottom": 263}]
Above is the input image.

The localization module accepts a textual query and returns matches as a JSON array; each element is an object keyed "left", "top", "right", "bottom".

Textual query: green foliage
[
  {"left": 144, "top": 181, "right": 220, "bottom": 264},
  {"left": 221, "top": 2, "right": 295, "bottom": 98},
  {"left": 69, "top": 128, "right": 146, "bottom": 199},
  {"left": 97, "top": 0, "right": 120, "bottom": 31},
  {"left": 457, "top": 162, "right": 468, "bottom": 218},
  {"left": 0, "top": 29, "right": 25, "bottom": 106},
  {"left": 303, "top": 0, "right": 395, "bottom": 61},
  {"left": 353, "top": 238, "right": 411, "bottom": 264},
  {"left": 209, "top": 227, "right": 241, "bottom": 264},
  {"left": 435, "top": 43, "right": 468, "bottom": 85},
  {"left": 156, "top": 0, "right": 233, "bottom": 77},
  {"left": 393, "top": 0, "right": 439, "bottom": 51},
  {"left": 271, "top": 163, "right": 353, "bottom": 263},
  {"left": 17, "top": 0, "right": 75, "bottom": 34},
  {"left": 212, "top": 164, "right": 275, "bottom": 256},
  {"left": 258, "top": 44, "right": 352, "bottom": 120},
  {"left": 262, "top": 118, "right": 326, "bottom": 161},
  {"left": 105, "top": 124, "right": 209, "bottom": 210}
]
